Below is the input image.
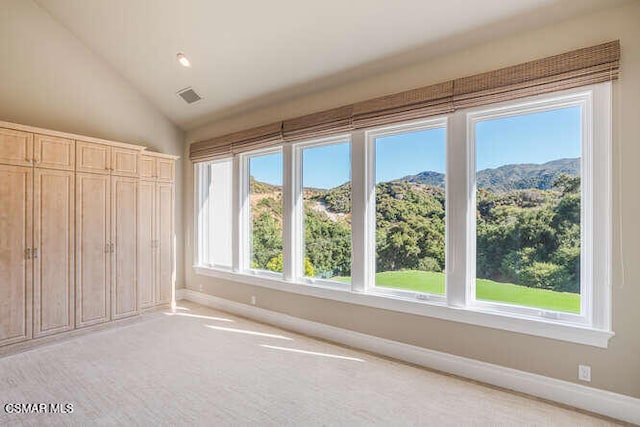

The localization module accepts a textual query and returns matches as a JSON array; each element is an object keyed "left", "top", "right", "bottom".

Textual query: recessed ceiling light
[{"left": 176, "top": 52, "right": 191, "bottom": 67}]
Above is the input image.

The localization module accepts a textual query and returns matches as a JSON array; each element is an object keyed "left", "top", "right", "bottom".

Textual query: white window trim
[
  {"left": 193, "top": 159, "right": 234, "bottom": 271},
  {"left": 239, "top": 146, "right": 284, "bottom": 278},
  {"left": 364, "top": 118, "right": 448, "bottom": 304},
  {"left": 292, "top": 135, "right": 352, "bottom": 286},
  {"left": 462, "top": 84, "right": 611, "bottom": 331},
  {"left": 193, "top": 83, "right": 613, "bottom": 348}
]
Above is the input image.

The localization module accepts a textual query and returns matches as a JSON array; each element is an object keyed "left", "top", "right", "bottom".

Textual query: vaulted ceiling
[{"left": 35, "top": 0, "right": 625, "bottom": 131}]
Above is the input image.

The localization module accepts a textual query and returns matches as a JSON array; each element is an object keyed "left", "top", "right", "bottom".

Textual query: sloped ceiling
[{"left": 35, "top": 0, "right": 626, "bottom": 130}]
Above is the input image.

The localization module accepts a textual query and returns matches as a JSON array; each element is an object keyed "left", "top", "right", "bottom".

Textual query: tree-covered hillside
[{"left": 249, "top": 161, "right": 581, "bottom": 295}]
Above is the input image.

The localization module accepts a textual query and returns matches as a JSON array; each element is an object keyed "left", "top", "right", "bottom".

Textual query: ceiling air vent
[{"left": 177, "top": 87, "right": 202, "bottom": 104}]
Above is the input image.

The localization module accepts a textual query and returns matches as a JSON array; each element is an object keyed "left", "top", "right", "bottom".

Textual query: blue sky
[
  {"left": 249, "top": 106, "right": 581, "bottom": 188},
  {"left": 476, "top": 106, "right": 581, "bottom": 170}
]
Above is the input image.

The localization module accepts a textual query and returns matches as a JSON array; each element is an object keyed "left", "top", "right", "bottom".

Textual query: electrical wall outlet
[
  {"left": 251, "top": 296, "right": 256, "bottom": 305},
  {"left": 578, "top": 364, "right": 591, "bottom": 382}
]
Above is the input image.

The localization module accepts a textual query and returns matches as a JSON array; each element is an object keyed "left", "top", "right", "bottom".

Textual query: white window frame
[
  {"left": 193, "top": 82, "right": 613, "bottom": 347},
  {"left": 291, "top": 135, "right": 353, "bottom": 290},
  {"left": 364, "top": 118, "right": 449, "bottom": 304},
  {"left": 240, "top": 146, "right": 285, "bottom": 279},
  {"left": 193, "top": 159, "right": 234, "bottom": 272},
  {"left": 463, "top": 84, "right": 611, "bottom": 332}
]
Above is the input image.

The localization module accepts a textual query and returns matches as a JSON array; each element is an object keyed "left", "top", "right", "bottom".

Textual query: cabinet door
[
  {"left": 76, "top": 173, "right": 111, "bottom": 327},
  {"left": 111, "top": 147, "right": 138, "bottom": 177},
  {"left": 0, "top": 128, "right": 33, "bottom": 167},
  {"left": 157, "top": 158, "right": 175, "bottom": 182},
  {"left": 76, "top": 141, "right": 110, "bottom": 174},
  {"left": 34, "top": 135, "right": 75, "bottom": 171},
  {"left": 111, "top": 176, "right": 138, "bottom": 319},
  {"left": 138, "top": 180, "right": 155, "bottom": 309},
  {"left": 156, "top": 182, "right": 174, "bottom": 305},
  {"left": 0, "top": 165, "right": 32, "bottom": 346},
  {"left": 33, "top": 169, "right": 74, "bottom": 337},
  {"left": 139, "top": 155, "right": 156, "bottom": 180}
]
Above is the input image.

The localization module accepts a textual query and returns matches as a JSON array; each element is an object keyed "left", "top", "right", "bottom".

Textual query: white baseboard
[
  {"left": 180, "top": 289, "right": 640, "bottom": 425},
  {"left": 175, "top": 288, "right": 187, "bottom": 301}
]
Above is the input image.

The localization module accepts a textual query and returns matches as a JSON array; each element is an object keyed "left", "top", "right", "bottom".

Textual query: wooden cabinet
[
  {"left": 0, "top": 120, "right": 177, "bottom": 347},
  {"left": 138, "top": 179, "right": 175, "bottom": 308},
  {"left": 0, "top": 128, "right": 33, "bottom": 167},
  {"left": 156, "top": 182, "right": 174, "bottom": 304},
  {"left": 139, "top": 155, "right": 156, "bottom": 179},
  {"left": 76, "top": 173, "right": 111, "bottom": 327},
  {"left": 77, "top": 140, "right": 140, "bottom": 177},
  {"left": 76, "top": 140, "right": 110, "bottom": 174},
  {"left": 0, "top": 165, "right": 33, "bottom": 346},
  {"left": 138, "top": 180, "right": 156, "bottom": 309},
  {"left": 111, "top": 176, "right": 138, "bottom": 319},
  {"left": 112, "top": 147, "right": 139, "bottom": 177},
  {"left": 33, "top": 169, "right": 74, "bottom": 337},
  {"left": 140, "top": 153, "right": 174, "bottom": 181},
  {"left": 34, "top": 134, "right": 75, "bottom": 171},
  {"left": 157, "top": 158, "right": 175, "bottom": 182}
]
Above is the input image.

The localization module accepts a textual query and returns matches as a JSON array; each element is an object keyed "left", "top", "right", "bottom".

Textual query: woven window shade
[
  {"left": 189, "top": 122, "right": 283, "bottom": 162},
  {"left": 189, "top": 41, "right": 619, "bottom": 162},
  {"left": 452, "top": 40, "right": 620, "bottom": 109},
  {"left": 282, "top": 105, "right": 353, "bottom": 141},
  {"left": 189, "top": 138, "right": 232, "bottom": 162},
  {"left": 352, "top": 81, "right": 453, "bottom": 129}
]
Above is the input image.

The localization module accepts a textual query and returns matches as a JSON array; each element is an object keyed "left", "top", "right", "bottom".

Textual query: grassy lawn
[{"left": 333, "top": 270, "right": 579, "bottom": 313}]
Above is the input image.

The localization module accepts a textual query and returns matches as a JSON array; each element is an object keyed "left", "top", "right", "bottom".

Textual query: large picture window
[
  {"left": 194, "top": 83, "right": 612, "bottom": 346},
  {"left": 195, "top": 159, "right": 233, "bottom": 268},
  {"left": 473, "top": 106, "right": 582, "bottom": 314},
  {"left": 299, "top": 139, "right": 352, "bottom": 283},
  {"left": 371, "top": 123, "right": 447, "bottom": 296},
  {"left": 247, "top": 150, "right": 283, "bottom": 273}
]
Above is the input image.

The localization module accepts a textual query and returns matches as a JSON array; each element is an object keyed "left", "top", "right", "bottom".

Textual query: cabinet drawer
[
  {"left": 0, "top": 128, "right": 33, "bottom": 167},
  {"left": 34, "top": 134, "right": 75, "bottom": 170}
]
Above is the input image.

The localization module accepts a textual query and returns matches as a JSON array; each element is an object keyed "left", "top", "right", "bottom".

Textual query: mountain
[{"left": 401, "top": 158, "right": 579, "bottom": 193}]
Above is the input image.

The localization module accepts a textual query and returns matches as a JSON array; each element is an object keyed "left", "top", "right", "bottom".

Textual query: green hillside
[{"left": 249, "top": 159, "right": 582, "bottom": 313}]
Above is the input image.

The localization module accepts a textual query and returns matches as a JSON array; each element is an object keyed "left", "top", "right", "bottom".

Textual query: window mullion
[
  {"left": 282, "top": 144, "right": 300, "bottom": 281},
  {"left": 447, "top": 111, "right": 471, "bottom": 307},
  {"left": 351, "top": 130, "right": 372, "bottom": 293},
  {"left": 233, "top": 155, "right": 246, "bottom": 272}
]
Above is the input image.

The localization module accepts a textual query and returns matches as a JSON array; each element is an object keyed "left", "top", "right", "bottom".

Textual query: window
[
  {"left": 194, "top": 83, "right": 612, "bottom": 346},
  {"left": 370, "top": 122, "right": 447, "bottom": 297},
  {"left": 246, "top": 150, "right": 283, "bottom": 273},
  {"left": 472, "top": 106, "right": 582, "bottom": 315},
  {"left": 299, "top": 139, "right": 352, "bottom": 283},
  {"left": 195, "top": 159, "right": 233, "bottom": 268}
]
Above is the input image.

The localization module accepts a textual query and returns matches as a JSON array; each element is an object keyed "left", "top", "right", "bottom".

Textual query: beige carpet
[{"left": 0, "top": 301, "right": 621, "bottom": 426}]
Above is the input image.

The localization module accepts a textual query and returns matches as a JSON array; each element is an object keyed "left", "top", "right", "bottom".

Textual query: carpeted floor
[{"left": 0, "top": 301, "right": 622, "bottom": 426}]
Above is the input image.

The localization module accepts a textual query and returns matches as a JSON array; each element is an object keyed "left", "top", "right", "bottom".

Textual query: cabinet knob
[{"left": 33, "top": 248, "right": 38, "bottom": 259}]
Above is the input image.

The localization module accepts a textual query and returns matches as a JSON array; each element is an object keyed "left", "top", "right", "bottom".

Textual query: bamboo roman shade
[
  {"left": 452, "top": 41, "right": 620, "bottom": 109},
  {"left": 190, "top": 40, "right": 620, "bottom": 162},
  {"left": 189, "top": 122, "right": 283, "bottom": 161},
  {"left": 352, "top": 81, "right": 454, "bottom": 129},
  {"left": 282, "top": 105, "right": 353, "bottom": 141}
]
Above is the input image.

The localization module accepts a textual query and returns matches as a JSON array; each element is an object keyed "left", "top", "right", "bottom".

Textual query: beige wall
[
  {"left": 184, "top": 2, "right": 640, "bottom": 398},
  {"left": 0, "top": 0, "right": 185, "bottom": 286}
]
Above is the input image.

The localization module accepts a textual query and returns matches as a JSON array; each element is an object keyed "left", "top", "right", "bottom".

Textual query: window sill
[{"left": 193, "top": 266, "right": 614, "bottom": 348}]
